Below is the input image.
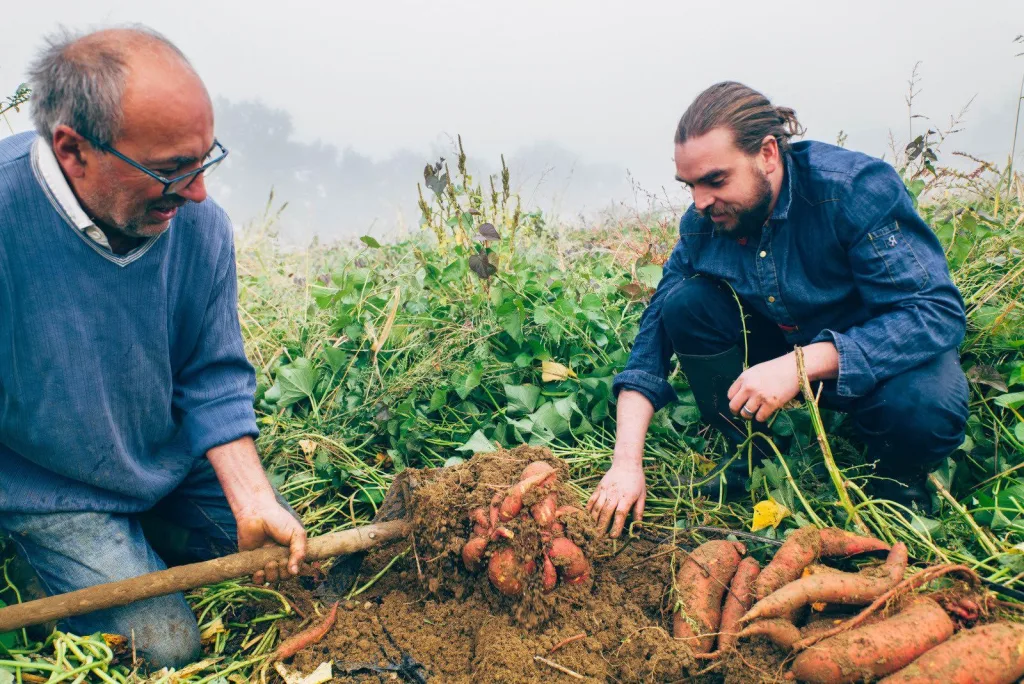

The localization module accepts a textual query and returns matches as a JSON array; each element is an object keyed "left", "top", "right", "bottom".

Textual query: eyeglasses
[{"left": 88, "top": 137, "right": 229, "bottom": 196}]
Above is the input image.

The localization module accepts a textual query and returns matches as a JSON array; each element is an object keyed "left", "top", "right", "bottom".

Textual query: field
[{"left": 3, "top": 97, "right": 1024, "bottom": 681}]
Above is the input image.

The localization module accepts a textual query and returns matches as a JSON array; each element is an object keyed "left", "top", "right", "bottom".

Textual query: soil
[{"left": 277, "top": 446, "right": 792, "bottom": 683}]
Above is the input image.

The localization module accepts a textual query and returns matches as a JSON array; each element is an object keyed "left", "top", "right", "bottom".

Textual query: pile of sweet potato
[
  {"left": 459, "top": 460, "right": 589, "bottom": 596},
  {"left": 673, "top": 527, "right": 1024, "bottom": 683}
]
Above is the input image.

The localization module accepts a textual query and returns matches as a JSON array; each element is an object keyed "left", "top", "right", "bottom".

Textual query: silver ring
[{"left": 740, "top": 406, "right": 755, "bottom": 418}]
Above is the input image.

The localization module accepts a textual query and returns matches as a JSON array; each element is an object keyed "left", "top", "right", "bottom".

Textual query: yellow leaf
[
  {"left": 750, "top": 498, "right": 791, "bottom": 532},
  {"left": 693, "top": 453, "right": 717, "bottom": 476},
  {"left": 199, "top": 617, "right": 225, "bottom": 644},
  {"left": 372, "top": 286, "right": 402, "bottom": 354},
  {"left": 102, "top": 633, "right": 127, "bottom": 648},
  {"left": 298, "top": 439, "right": 317, "bottom": 457},
  {"left": 541, "top": 360, "right": 577, "bottom": 383}
]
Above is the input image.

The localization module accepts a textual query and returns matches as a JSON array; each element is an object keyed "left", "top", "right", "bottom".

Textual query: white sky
[{"left": 3, "top": 0, "right": 1023, "bottom": 235}]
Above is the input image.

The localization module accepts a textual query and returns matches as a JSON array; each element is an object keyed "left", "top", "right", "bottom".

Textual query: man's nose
[
  {"left": 692, "top": 187, "right": 714, "bottom": 213},
  {"left": 177, "top": 174, "right": 208, "bottom": 204}
]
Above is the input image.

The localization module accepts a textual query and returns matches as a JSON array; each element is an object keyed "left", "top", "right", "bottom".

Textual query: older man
[
  {"left": 587, "top": 82, "right": 969, "bottom": 537},
  {"left": 0, "top": 27, "right": 305, "bottom": 667}
]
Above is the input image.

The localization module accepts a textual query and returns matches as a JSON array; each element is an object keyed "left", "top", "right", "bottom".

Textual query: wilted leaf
[
  {"left": 475, "top": 222, "right": 501, "bottom": 241},
  {"left": 618, "top": 282, "right": 649, "bottom": 299},
  {"left": 424, "top": 162, "right": 449, "bottom": 196},
  {"left": 443, "top": 456, "right": 465, "bottom": 467},
  {"left": 751, "top": 498, "right": 790, "bottom": 532},
  {"left": 299, "top": 439, "right": 318, "bottom": 457},
  {"left": 371, "top": 286, "right": 402, "bottom": 354},
  {"left": 905, "top": 135, "right": 925, "bottom": 162},
  {"left": 468, "top": 252, "right": 496, "bottom": 280},
  {"left": 457, "top": 430, "right": 497, "bottom": 454},
  {"left": 359, "top": 235, "right": 381, "bottom": 249},
  {"left": 541, "top": 360, "right": 577, "bottom": 382},
  {"left": 966, "top": 364, "right": 1008, "bottom": 392},
  {"left": 200, "top": 617, "right": 226, "bottom": 644}
]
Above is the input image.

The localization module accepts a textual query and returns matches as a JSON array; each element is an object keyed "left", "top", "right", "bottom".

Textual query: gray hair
[{"left": 27, "top": 24, "right": 193, "bottom": 146}]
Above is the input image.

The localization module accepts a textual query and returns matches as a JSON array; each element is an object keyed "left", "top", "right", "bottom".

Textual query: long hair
[{"left": 675, "top": 81, "right": 805, "bottom": 154}]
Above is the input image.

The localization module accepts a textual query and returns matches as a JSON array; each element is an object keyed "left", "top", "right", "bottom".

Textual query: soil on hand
[{"left": 282, "top": 446, "right": 788, "bottom": 683}]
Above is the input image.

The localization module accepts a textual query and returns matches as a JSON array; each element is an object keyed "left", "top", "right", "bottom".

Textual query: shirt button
[
  {"left": 759, "top": 250, "right": 767, "bottom": 258},
  {"left": 768, "top": 296, "right": 776, "bottom": 303}
]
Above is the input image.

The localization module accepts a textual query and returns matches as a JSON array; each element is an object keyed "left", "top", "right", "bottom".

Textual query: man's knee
[
  {"left": 853, "top": 351, "right": 969, "bottom": 470},
  {"left": 660, "top": 277, "right": 740, "bottom": 356},
  {"left": 72, "top": 595, "right": 203, "bottom": 670}
]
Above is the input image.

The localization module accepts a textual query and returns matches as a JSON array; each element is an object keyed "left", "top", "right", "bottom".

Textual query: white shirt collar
[{"left": 32, "top": 137, "right": 112, "bottom": 250}]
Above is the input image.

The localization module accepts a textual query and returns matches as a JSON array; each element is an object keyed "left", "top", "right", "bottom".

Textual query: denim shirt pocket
[{"left": 866, "top": 221, "right": 930, "bottom": 292}]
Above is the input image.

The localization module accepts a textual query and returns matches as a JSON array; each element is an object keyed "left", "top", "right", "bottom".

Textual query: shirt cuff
[
  {"left": 811, "top": 329, "right": 876, "bottom": 399},
  {"left": 181, "top": 395, "right": 260, "bottom": 459},
  {"left": 612, "top": 369, "right": 678, "bottom": 412}
]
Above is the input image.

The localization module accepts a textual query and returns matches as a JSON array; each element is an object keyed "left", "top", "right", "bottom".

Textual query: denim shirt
[{"left": 613, "top": 140, "right": 966, "bottom": 411}]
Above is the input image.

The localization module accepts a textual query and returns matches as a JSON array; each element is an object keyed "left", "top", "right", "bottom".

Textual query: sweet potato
[
  {"left": 672, "top": 540, "right": 746, "bottom": 654},
  {"left": 541, "top": 553, "right": 558, "bottom": 592},
  {"left": 878, "top": 621, "right": 1024, "bottom": 684},
  {"left": 499, "top": 468, "right": 557, "bottom": 521},
  {"left": 789, "top": 595, "right": 953, "bottom": 684},
  {"left": 818, "top": 528, "right": 891, "bottom": 557},
  {"left": 718, "top": 556, "right": 760, "bottom": 651},
  {"left": 461, "top": 536, "right": 489, "bottom": 571},
  {"left": 741, "top": 542, "right": 907, "bottom": 623},
  {"left": 755, "top": 527, "right": 822, "bottom": 600},
  {"left": 548, "top": 537, "right": 589, "bottom": 584},
  {"left": 274, "top": 601, "right": 339, "bottom": 660},
  {"left": 739, "top": 618, "right": 801, "bottom": 649},
  {"left": 488, "top": 547, "right": 526, "bottom": 596},
  {"left": 531, "top": 493, "right": 558, "bottom": 527}
]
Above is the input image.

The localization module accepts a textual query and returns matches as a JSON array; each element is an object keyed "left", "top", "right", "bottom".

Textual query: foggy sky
[{"left": 3, "top": 1, "right": 1023, "bottom": 243}]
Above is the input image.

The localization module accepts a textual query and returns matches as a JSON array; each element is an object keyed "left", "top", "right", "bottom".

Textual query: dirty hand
[
  {"left": 727, "top": 353, "right": 801, "bottom": 423},
  {"left": 586, "top": 459, "right": 646, "bottom": 538},
  {"left": 237, "top": 498, "right": 308, "bottom": 585}
]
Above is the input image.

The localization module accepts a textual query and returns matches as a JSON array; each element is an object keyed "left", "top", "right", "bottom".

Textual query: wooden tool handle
[{"left": 0, "top": 519, "right": 410, "bottom": 633}]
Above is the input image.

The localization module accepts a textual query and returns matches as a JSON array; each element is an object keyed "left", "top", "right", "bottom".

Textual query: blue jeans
[
  {"left": 0, "top": 457, "right": 290, "bottom": 669},
  {"left": 661, "top": 277, "right": 970, "bottom": 475}
]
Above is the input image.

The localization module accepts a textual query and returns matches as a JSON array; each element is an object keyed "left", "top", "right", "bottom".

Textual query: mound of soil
[{"left": 282, "top": 446, "right": 789, "bottom": 683}]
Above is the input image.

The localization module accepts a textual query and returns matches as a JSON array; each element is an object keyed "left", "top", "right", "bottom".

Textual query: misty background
[{"left": 2, "top": 1, "right": 1023, "bottom": 245}]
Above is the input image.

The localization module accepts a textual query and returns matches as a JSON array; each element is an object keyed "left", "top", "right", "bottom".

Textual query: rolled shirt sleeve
[
  {"left": 172, "top": 237, "right": 260, "bottom": 458},
  {"left": 811, "top": 160, "right": 966, "bottom": 398},
  {"left": 612, "top": 222, "right": 697, "bottom": 411}
]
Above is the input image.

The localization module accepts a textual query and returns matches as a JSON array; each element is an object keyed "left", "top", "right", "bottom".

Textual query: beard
[{"left": 703, "top": 171, "right": 774, "bottom": 240}]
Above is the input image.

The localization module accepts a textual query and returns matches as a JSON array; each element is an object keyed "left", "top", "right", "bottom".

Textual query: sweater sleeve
[{"left": 173, "top": 235, "right": 259, "bottom": 458}]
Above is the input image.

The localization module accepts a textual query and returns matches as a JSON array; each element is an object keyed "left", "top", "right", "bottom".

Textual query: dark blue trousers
[{"left": 660, "top": 277, "right": 970, "bottom": 476}]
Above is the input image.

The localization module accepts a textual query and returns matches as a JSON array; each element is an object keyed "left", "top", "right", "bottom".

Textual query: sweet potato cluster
[
  {"left": 459, "top": 460, "right": 589, "bottom": 596},
  {"left": 673, "top": 527, "right": 1024, "bottom": 683}
]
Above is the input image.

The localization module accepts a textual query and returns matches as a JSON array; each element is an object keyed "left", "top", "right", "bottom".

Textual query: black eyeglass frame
[{"left": 87, "top": 137, "right": 228, "bottom": 196}]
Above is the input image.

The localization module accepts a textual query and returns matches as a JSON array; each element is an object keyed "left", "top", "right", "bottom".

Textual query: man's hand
[
  {"left": 236, "top": 496, "right": 308, "bottom": 585},
  {"left": 207, "top": 436, "right": 309, "bottom": 586},
  {"left": 727, "top": 343, "right": 840, "bottom": 423},
  {"left": 586, "top": 460, "right": 646, "bottom": 538},
  {"left": 728, "top": 354, "right": 801, "bottom": 423}
]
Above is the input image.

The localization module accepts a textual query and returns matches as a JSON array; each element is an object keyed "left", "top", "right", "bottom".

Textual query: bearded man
[
  {"left": 588, "top": 81, "right": 969, "bottom": 537},
  {"left": 0, "top": 26, "right": 305, "bottom": 667}
]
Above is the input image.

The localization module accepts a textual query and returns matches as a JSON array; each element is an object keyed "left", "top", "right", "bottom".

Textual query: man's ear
[
  {"left": 51, "top": 125, "right": 91, "bottom": 180},
  {"left": 760, "top": 135, "right": 781, "bottom": 175}
]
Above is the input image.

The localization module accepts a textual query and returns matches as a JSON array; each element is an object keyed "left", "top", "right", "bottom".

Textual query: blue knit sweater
[{"left": 0, "top": 132, "right": 258, "bottom": 514}]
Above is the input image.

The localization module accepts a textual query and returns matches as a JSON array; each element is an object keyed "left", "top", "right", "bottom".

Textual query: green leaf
[
  {"left": 530, "top": 401, "right": 571, "bottom": 440},
  {"left": 1016, "top": 421, "right": 1024, "bottom": 444},
  {"left": 455, "top": 362, "right": 484, "bottom": 400},
  {"left": 428, "top": 388, "right": 447, "bottom": 413},
  {"left": 322, "top": 346, "right": 348, "bottom": 375},
  {"left": 499, "top": 309, "right": 524, "bottom": 344},
  {"left": 266, "top": 358, "right": 317, "bottom": 408},
  {"left": 534, "top": 305, "right": 552, "bottom": 325},
  {"left": 671, "top": 391, "right": 701, "bottom": 426},
  {"left": 637, "top": 264, "right": 663, "bottom": 289},
  {"left": 504, "top": 383, "right": 541, "bottom": 416},
  {"left": 591, "top": 397, "right": 609, "bottom": 423},
  {"left": 360, "top": 235, "right": 382, "bottom": 249},
  {"left": 457, "top": 429, "right": 497, "bottom": 454},
  {"left": 995, "top": 392, "right": 1024, "bottom": 410}
]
